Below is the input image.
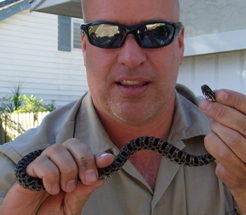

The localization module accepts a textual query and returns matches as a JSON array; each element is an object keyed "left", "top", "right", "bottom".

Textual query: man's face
[{"left": 82, "top": 0, "right": 184, "bottom": 126}]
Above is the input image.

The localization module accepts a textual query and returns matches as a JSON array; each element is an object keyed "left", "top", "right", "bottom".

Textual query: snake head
[{"left": 201, "top": 84, "right": 216, "bottom": 102}]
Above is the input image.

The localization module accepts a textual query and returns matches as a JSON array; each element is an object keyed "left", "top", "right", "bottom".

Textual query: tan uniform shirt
[{"left": 0, "top": 84, "right": 239, "bottom": 215}]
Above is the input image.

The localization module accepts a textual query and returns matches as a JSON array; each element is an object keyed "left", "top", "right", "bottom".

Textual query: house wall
[
  {"left": 180, "top": 0, "right": 246, "bottom": 37},
  {"left": 178, "top": 0, "right": 246, "bottom": 96},
  {"left": 178, "top": 50, "right": 246, "bottom": 96},
  {"left": 0, "top": 10, "right": 87, "bottom": 107}
]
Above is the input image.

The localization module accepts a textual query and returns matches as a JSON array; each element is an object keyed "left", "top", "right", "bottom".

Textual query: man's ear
[
  {"left": 81, "top": 33, "right": 87, "bottom": 67},
  {"left": 178, "top": 28, "right": 185, "bottom": 65}
]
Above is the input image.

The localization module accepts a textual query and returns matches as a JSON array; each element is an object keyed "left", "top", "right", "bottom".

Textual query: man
[{"left": 0, "top": 0, "right": 246, "bottom": 214}]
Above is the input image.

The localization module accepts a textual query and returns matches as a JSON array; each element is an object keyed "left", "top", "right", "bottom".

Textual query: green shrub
[
  {"left": 0, "top": 84, "right": 56, "bottom": 114},
  {"left": 13, "top": 95, "right": 56, "bottom": 113},
  {"left": 0, "top": 84, "right": 56, "bottom": 144}
]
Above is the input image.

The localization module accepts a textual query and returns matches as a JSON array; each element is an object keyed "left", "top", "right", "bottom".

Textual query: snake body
[{"left": 14, "top": 84, "right": 216, "bottom": 191}]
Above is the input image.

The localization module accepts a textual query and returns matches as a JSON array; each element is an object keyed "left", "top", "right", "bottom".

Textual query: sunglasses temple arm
[{"left": 174, "top": 23, "right": 183, "bottom": 37}]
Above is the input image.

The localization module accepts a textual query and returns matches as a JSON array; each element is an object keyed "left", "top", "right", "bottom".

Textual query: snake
[{"left": 14, "top": 84, "right": 216, "bottom": 191}]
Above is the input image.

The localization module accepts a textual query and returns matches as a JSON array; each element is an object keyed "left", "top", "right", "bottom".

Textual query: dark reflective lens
[
  {"left": 135, "top": 23, "right": 175, "bottom": 48},
  {"left": 87, "top": 24, "right": 125, "bottom": 48},
  {"left": 81, "top": 21, "right": 183, "bottom": 49}
]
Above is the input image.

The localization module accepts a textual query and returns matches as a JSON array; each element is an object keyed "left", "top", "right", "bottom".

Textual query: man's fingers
[
  {"left": 96, "top": 153, "right": 115, "bottom": 168},
  {"left": 216, "top": 89, "right": 246, "bottom": 115},
  {"left": 25, "top": 138, "right": 115, "bottom": 196},
  {"left": 27, "top": 154, "right": 61, "bottom": 195},
  {"left": 27, "top": 144, "right": 79, "bottom": 195},
  {"left": 210, "top": 121, "right": 246, "bottom": 163},
  {"left": 200, "top": 88, "right": 246, "bottom": 136},
  {"left": 204, "top": 131, "right": 246, "bottom": 179},
  {"left": 26, "top": 138, "right": 112, "bottom": 195},
  {"left": 63, "top": 138, "right": 99, "bottom": 185},
  {"left": 200, "top": 98, "right": 246, "bottom": 138}
]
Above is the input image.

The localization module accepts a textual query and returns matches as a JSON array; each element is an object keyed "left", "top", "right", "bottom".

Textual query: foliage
[
  {"left": 0, "top": 84, "right": 56, "bottom": 114},
  {"left": 13, "top": 95, "right": 56, "bottom": 114},
  {"left": 0, "top": 84, "right": 56, "bottom": 144},
  {"left": 0, "top": 83, "right": 22, "bottom": 113},
  {"left": 11, "top": 83, "right": 22, "bottom": 111}
]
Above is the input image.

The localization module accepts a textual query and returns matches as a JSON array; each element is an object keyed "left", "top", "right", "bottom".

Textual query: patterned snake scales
[{"left": 14, "top": 84, "right": 216, "bottom": 191}]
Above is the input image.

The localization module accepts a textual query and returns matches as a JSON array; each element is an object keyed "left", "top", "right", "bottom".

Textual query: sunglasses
[{"left": 80, "top": 21, "right": 183, "bottom": 49}]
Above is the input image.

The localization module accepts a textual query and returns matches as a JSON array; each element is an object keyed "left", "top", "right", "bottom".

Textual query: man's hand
[
  {"left": 0, "top": 138, "right": 114, "bottom": 215},
  {"left": 200, "top": 89, "right": 246, "bottom": 213}
]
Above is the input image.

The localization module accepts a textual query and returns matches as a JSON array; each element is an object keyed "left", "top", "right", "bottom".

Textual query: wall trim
[
  {"left": 0, "top": 0, "right": 30, "bottom": 21},
  {"left": 184, "top": 28, "right": 246, "bottom": 57}
]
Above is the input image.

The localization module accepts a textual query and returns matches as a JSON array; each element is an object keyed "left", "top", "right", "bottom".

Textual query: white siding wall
[
  {"left": 180, "top": 0, "right": 246, "bottom": 37},
  {"left": 0, "top": 10, "right": 87, "bottom": 107},
  {"left": 178, "top": 0, "right": 246, "bottom": 97},
  {"left": 178, "top": 50, "right": 246, "bottom": 96}
]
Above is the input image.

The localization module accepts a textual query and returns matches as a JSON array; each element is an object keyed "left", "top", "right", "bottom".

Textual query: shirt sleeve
[{"left": 0, "top": 144, "right": 21, "bottom": 206}]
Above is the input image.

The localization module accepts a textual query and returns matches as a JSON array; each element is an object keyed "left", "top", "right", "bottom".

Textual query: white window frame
[{"left": 71, "top": 17, "right": 83, "bottom": 50}]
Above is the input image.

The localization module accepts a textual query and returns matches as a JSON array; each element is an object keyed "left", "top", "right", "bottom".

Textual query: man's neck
[
  {"left": 95, "top": 96, "right": 175, "bottom": 190},
  {"left": 98, "top": 99, "right": 175, "bottom": 149},
  {"left": 130, "top": 150, "right": 162, "bottom": 190}
]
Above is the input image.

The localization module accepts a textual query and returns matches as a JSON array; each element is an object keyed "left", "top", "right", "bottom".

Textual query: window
[{"left": 58, "top": 16, "right": 83, "bottom": 52}]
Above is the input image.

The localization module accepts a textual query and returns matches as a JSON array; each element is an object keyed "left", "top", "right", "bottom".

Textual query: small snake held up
[{"left": 14, "top": 84, "right": 216, "bottom": 191}]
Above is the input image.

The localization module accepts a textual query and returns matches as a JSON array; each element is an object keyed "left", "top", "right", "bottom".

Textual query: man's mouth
[{"left": 118, "top": 80, "right": 148, "bottom": 87}]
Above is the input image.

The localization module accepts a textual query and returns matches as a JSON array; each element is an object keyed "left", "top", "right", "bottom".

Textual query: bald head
[
  {"left": 81, "top": 0, "right": 180, "bottom": 22},
  {"left": 176, "top": 0, "right": 180, "bottom": 11}
]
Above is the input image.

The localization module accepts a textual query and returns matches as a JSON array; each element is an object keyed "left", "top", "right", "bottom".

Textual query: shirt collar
[
  {"left": 170, "top": 84, "right": 212, "bottom": 142},
  {"left": 74, "top": 92, "right": 115, "bottom": 154}
]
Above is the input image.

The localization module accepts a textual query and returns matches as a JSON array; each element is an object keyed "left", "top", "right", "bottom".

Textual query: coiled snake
[{"left": 14, "top": 84, "right": 216, "bottom": 191}]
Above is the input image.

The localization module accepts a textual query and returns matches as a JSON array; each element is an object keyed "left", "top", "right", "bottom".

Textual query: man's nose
[{"left": 117, "top": 35, "right": 147, "bottom": 69}]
